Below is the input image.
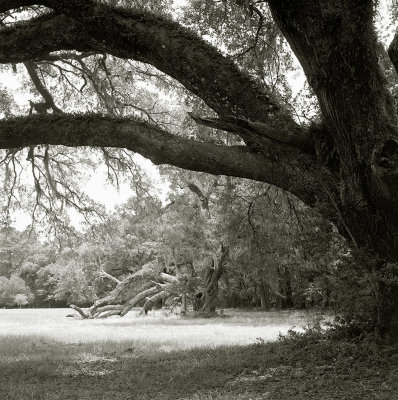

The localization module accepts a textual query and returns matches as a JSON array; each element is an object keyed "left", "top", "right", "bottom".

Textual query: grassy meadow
[
  {"left": 0, "top": 308, "right": 397, "bottom": 399},
  {"left": 0, "top": 308, "right": 307, "bottom": 350}
]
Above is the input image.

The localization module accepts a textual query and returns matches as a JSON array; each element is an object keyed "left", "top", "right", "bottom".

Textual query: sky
[{"left": 10, "top": 154, "right": 169, "bottom": 231}]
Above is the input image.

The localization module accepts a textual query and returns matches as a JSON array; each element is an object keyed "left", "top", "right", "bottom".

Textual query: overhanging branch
[
  {"left": 0, "top": 114, "right": 332, "bottom": 208},
  {"left": 0, "top": 0, "right": 303, "bottom": 147}
]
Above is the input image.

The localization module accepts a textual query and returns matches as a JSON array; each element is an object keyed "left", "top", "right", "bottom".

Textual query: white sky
[{"left": 11, "top": 155, "right": 169, "bottom": 231}]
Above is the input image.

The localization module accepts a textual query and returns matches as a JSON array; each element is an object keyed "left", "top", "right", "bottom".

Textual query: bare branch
[{"left": 24, "top": 60, "right": 64, "bottom": 114}]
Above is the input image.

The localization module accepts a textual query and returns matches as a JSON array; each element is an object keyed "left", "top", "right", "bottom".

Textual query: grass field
[
  {"left": 0, "top": 308, "right": 397, "bottom": 399},
  {"left": 0, "top": 308, "right": 307, "bottom": 350}
]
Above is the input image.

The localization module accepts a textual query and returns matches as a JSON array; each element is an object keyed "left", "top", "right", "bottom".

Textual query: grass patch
[
  {"left": 0, "top": 309, "right": 396, "bottom": 399},
  {"left": 1, "top": 334, "right": 397, "bottom": 400}
]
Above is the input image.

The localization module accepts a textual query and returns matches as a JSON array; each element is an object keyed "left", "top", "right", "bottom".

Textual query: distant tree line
[{"left": 1, "top": 175, "right": 361, "bottom": 317}]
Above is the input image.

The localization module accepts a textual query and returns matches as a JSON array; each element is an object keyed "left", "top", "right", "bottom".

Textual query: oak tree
[{"left": 1, "top": 0, "right": 398, "bottom": 338}]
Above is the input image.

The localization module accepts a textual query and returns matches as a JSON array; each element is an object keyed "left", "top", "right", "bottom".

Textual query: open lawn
[
  {"left": 0, "top": 308, "right": 397, "bottom": 399},
  {"left": 0, "top": 308, "right": 307, "bottom": 350}
]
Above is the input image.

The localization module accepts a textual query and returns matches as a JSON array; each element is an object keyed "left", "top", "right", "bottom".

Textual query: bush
[{"left": 0, "top": 275, "right": 33, "bottom": 307}]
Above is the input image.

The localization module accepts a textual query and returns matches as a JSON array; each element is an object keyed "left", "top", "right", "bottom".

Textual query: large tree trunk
[
  {"left": 200, "top": 261, "right": 220, "bottom": 313},
  {"left": 268, "top": 0, "right": 398, "bottom": 340}
]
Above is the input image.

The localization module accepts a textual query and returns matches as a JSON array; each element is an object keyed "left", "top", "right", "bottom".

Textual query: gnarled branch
[
  {"left": 0, "top": 0, "right": 305, "bottom": 149},
  {"left": 0, "top": 114, "right": 333, "bottom": 209}
]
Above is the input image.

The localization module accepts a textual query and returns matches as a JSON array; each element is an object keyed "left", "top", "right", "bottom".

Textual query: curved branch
[
  {"left": 91, "top": 304, "right": 124, "bottom": 317},
  {"left": 0, "top": 1, "right": 304, "bottom": 144},
  {"left": 139, "top": 291, "right": 168, "bottom": 315},
  {"left": 0, "top": 114, "right": 332, "bottom": 208},
  {"left": 120, "top": 285, "right": 163, "bottom": 316}
]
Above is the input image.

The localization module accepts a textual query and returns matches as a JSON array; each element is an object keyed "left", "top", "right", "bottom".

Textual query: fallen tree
[
  {"left": 70, "top": 262, "right": 179, "bottom": 318},
  {"left": 71, "top": 246, "right": 230, "bottom": 318}
]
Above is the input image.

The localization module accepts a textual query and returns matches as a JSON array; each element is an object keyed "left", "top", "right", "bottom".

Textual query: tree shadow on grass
[
  {"left": 0, "top": 334, "right": 397, "bottom": 400},
  {"left": 0, "top": 334, "right": 256, "bottom": 400}
]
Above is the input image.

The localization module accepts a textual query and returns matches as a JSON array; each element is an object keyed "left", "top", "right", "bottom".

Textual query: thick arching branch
[
  {"left": 0, "top": 0, "right": 305, "bottom": 146},
  {"left": 0, "top": 114, "right": 333, "bottom": 209},
  {"left": 120, "top": 286, "right": 164, "bottom": 316},
  {"left": 0, "top": 0, "right": 341, "bottom": 231}
]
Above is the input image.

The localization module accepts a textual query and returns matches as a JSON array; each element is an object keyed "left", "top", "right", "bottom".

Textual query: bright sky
[{"left": 10, "top": 155, "right": 169, "bottom": 231}]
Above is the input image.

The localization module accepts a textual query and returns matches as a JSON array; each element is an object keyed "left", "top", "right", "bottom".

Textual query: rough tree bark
[
  {"left": 268, "top": 0, "right": 398, "bottom": 338},
  {"left": 0, "top": 0, "right": 397, "bottom": 338}
]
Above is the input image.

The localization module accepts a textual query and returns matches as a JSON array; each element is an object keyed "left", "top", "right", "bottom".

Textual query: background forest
[{"left": 0, "top": 174, "right": 349, "bottom": 316}]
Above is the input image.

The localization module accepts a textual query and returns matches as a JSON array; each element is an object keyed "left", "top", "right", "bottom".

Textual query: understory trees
[{"left": 0, "top": 0, "right": 398, "bottom": 338}]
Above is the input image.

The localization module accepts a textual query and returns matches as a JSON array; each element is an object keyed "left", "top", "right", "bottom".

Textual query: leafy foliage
[{"left": 0, "top": 274, "right": 33, "bottom": 307}]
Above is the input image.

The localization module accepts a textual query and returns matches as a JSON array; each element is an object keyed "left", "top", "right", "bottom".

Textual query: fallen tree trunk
[
  {"left": 91, "top": 304, "right": 124, "bottom": 317},
  {"left": 70, "top": 262, "right": 178, "bottom": 318},
  {"left": 139, "top": 291, "right": 169, "bottom": 315},
  {"left": 120, "top": 285, "right": 165, "bottom": 316},
  {"left": 88, "top": 264, "right": 159, "bottom": 316},
  {"left": 70, "top": 304, "right": 89, "bottom": 318}
]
